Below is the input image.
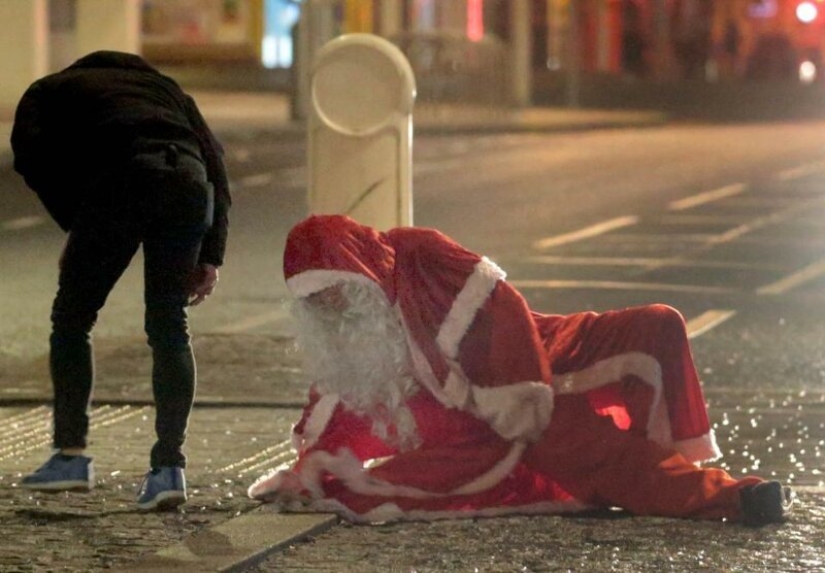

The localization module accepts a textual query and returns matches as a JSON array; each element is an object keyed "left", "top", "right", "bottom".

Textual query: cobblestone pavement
[
  {"left": 0, "top": 334, "right": 303, "bottom": 572},
  {"left": 1, "top": 332, "right": 824, "bottom": 572},
  {"left": 0, "top": 405, "right": 296, "bottom": 572}
]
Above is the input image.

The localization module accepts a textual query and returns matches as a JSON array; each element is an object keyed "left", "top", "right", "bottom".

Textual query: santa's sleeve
[
  {"left": 291, "top": 387, "right": 397, "bottom": 466},
  {"left": 391, "top": 228, "right": 554, "bottom": 443},
  {"left": 457, "top": 281, "right": 555, "bottom": 442}
]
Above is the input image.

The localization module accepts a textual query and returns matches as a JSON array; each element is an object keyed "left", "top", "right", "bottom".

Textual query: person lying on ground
[{"left": 249, "top": 214, "right": 792, "bottom": 526}]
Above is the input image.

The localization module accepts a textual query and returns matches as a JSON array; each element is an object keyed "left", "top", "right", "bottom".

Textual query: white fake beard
[{"left": 291, "top": 280, "right": 420, "bottom": 450}]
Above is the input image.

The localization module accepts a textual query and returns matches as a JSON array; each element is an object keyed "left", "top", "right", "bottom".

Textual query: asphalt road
[{"left": 1, "top": 120, "right": 824, "bottom": 571}]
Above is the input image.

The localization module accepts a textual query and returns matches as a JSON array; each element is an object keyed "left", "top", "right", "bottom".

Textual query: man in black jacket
[{"left": 11, "top": 51, "right": 231, "bottom": 510}]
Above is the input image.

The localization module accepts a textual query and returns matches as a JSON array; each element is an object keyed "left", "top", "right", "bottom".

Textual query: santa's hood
[{"left": 283, "top": 215, "right": 397, "bottom": 302}]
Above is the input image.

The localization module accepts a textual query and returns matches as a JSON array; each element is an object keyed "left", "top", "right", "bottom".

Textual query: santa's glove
[{"left": 471, "top": 382, "right": 554, "bottom": 442}]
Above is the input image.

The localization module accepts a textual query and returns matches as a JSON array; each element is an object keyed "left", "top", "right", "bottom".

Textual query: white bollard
[{"left": 307, "top": 33, "right": 416, "bottom": 230}]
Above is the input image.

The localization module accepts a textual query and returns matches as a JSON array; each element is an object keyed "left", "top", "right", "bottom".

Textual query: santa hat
[{"left": 283, "top": 215, "right": 397, "bottom": 302}]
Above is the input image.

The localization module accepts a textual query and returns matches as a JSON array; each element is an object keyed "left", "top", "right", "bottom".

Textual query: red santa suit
[{"left": 249, "top": 215, "right": 762, "bottom": 523}]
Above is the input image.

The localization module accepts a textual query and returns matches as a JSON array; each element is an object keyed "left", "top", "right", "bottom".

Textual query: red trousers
[
  {"left": 524, "top": 394, "right": 761, "bottom": 520},
  {"left": 535, "top": 304, "right": 718, "bottom": 460}
]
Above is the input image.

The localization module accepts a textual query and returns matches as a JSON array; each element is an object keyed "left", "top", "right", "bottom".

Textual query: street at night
[
  {"left": 1, "top": 93, "right": 824, "bottom": 570},
  {"left": 6, "top": 0, "right": 825, "bottom": 569}
]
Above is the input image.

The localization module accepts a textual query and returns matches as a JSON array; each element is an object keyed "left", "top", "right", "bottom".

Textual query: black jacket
[{"left": 11, "top": 51, "right": 231, "bottom": 267}]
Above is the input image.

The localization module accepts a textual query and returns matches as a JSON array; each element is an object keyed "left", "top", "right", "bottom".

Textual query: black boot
[{"left": 740, "top": 481, "right": 794, "bottom": 526}]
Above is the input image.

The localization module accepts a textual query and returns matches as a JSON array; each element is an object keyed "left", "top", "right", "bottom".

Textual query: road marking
[
  {"left": 777, "top": 160, "right": 825, "bottom": 181},
  {"left": 532, "top": 216, "right": 639, "bottom": 250},
  {"left": 668, "top": 183, "right": 746, "bottom": 211},
  {"left": 657, "top": 213, "right": 755, "bottom": 225},
  {"left": 232, "top": 148, "right": 252, "bottom": 162},
  {"left": 216, "top": 309, "right": 289, "bottom": 334},
  {"left": 1, "top": 216, "right": 45, "bottom": 231},
  {"left": 756, "top": 258, "right": 825, "bottom": 295},
  {"left": 599, "top": 232, "right": 725, "bottom": 243},
  {"left": 217, "top": 439, "right": 295, "bottom": 475},
  {"left": 0, "top": 405, "right": 149, "bottom": 461},
  {"left": 414, "top": 157, "right": 467, "bottom": 175},
  {"left": 686, "top": 310, "right": 736, "bottom": 339},
  {"left": 522, "top": 255, "right": 785, "bottom": 271},
  {"left": 610, "top": 204, "right": 813, "bottom": 252},
  {"left": 510, "top": 279, "right": 737, "bottom": 294},
  {"left": 240, "top": 173, "right": 275, "bottom": 188}
]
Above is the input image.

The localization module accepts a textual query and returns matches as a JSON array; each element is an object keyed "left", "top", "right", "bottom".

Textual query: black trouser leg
[
  {"left": 50, "top": 329, "right": 94, "bottom": 450},
  {"left": 140, "top": 149, "right": 211, "bottom": 469},
  {"left": 149, "top": 345, "right": 196, "bottom": 468},
  {"left": 143, "top": 213, "right": 206, "bottom": 468},
  {"left": 50, "top": 218, "right": 139, "bottom": 451}
]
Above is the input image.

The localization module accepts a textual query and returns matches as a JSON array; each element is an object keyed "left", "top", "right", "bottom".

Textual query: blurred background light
[{"left": 796, "top": 1, "right": 818, "bottom": 23}]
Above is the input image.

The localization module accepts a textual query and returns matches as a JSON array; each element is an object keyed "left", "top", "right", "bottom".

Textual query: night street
[
  {"left": 1, "top": 116, "right": 824, "bottom": 570},
  {"left": 4, "top": 0, "right": 825, "bottom": 569}
]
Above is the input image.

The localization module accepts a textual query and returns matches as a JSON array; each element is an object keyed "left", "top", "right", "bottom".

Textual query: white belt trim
[{"left": 555, "top": 352, "right": 673, "bottom": 446}]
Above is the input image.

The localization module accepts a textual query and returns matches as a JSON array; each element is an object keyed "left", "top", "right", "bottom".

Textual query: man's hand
[{"left": 188, "top": 263, "right": 219, "bottom": 306}]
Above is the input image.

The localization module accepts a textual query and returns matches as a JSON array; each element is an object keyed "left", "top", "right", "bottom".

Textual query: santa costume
[{"left": 249, "top": 214, "right": 767, "bottom": 523}]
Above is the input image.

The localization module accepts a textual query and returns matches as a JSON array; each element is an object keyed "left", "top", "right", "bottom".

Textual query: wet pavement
[
  {"left": 1, "top": 91, "right": 823, "bottom": 571},
  {"left": 250, "top": 501, "right": 825, "bottom": 572},
  {"left": 2, "top": 329, "right": 822, "bottom": 572},
  {"left": 0, "top": 335, "right": 304, "bottom": 572}
]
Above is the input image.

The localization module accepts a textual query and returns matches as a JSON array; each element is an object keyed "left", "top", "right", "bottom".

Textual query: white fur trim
[
  {"left": 248, "top": 469, "right": 307, "bottom": 502},
  {"left": 471, "top": 382, "right": 554, "bottom": 442},
  {"left": 256, "top": 495, "right": 590, "bottom": 524},
  {"left": 286, "top": 269, "right": 380, "bottom": 298},
  {"left": 441, "top": 365, "right": 473, "bottom": 409},
  {"left": 436, "top": 257, "right": 506, "bottom": 359},
  {"left": 295, "top": 393, "right": 340, "bottom": 452},
  {"left": 412, "top": 257, "right": 506, "bottom": 411},
  {"left": 261, "top": 439, "right": 527, "bottom": 507},
  {"left": 303, "top": 449, "right": 435, "bottom": 499},
  {"left": 553, "top": 353, "right": 721, "bottom": 464},
  {"left": 554, "top": 352, "right": 673, "bottom": 446},
  {"left": 674, "top": 431, "right": 722, "bottom": 464},
  {"left": 399, "top": 310, "right": 459, "bottom": 408},
  {"left": 358, "top": 498, "right": 589, "bottom": 524}
]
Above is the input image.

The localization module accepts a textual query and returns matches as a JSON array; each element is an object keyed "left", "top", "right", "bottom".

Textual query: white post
[
  {"left": 308, "top": 33, "right": 416, "bottom": 230},
  {"left": 294, "top": 0, "right": 339, "bottom": 121},
  {"left": 509, "top": 0, "right": 532, "bottom": 107},
  {"left": 596, "top": 0, "right": 610, "bottom": 72},
  {"left": 0, "top": 0, "right": 48, "bottom": 108},
  {"left": 76, "top": 0, "right": 141, "bottom": 57},
  {"left": 378, "top": 0, "right": 403, "bottom": 37},
  {"left": 566, "top": 0, "right": 581, "bottom": 108}
]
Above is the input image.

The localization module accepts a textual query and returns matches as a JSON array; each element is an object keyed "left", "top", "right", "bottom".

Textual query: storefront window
[
  {"left": 141, "top": 0, "right": 257, "bottom": 62},
  {"left": 263, "top": 0, "right": 301, "bottom": 68}
]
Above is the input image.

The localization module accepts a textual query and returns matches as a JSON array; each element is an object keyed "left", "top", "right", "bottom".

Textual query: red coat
[{"left": 249, "top": 215, "right": 719, "bottom": 522}]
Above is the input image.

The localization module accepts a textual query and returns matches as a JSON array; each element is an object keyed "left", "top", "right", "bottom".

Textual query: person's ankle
[{"left": 59, "top": 448, "right": 85, "bottom": 457}]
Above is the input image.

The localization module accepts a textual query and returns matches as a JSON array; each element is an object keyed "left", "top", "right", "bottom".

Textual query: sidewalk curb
[
  {"left": 0, "top": 394, "right": 306, "bottom": 409},
  {"left": 0, "top": 111, "right": 668, "bottom": 170},
  {"left": 123, "top": 508, "right": 338, "bottom": 572}
]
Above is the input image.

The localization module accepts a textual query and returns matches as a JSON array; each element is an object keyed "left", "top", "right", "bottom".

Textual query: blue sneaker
[
  {"left": 137, "top": 467, "right": 187, "bottom": 510},
  {"left": 20, "top": 453, "right": 95, "bottom": 492}
]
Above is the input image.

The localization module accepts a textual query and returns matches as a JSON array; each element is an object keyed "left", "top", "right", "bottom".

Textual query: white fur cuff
[{"left": 471, "top": 382, "right": 554, "bottom": 442}]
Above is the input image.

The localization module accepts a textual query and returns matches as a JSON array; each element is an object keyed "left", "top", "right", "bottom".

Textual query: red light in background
[{"left": 467, "top": 0, "right": 484, "bottom": 41}]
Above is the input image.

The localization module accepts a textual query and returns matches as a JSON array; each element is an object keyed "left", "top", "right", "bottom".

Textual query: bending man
[{"left": 12, "top": 51, "right": 231, "bottom": 510}]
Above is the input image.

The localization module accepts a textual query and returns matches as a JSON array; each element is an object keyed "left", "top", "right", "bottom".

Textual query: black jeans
[{"left": 50, "top": 145, "right": 213, "bottom": 469}]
